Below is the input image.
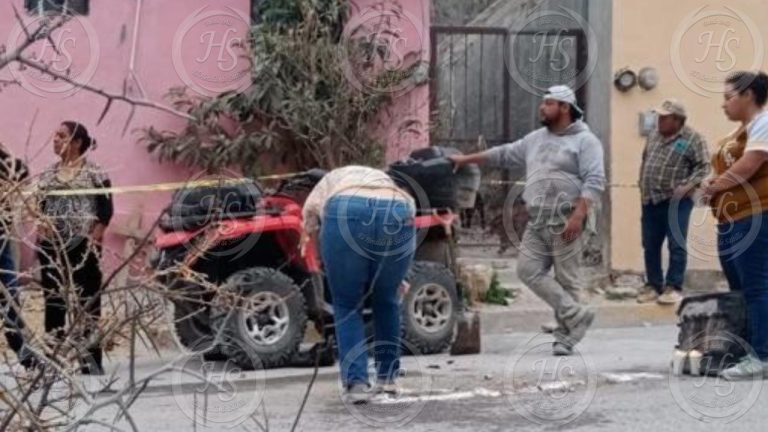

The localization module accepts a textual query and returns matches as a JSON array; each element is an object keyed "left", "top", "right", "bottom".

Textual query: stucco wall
[
  {"left": 610, "top": 0, "right": 768, "bottom": 272},
  {"left": 584, "top": 0, "right": 612, "bottom": 269},
  {"left": 0, "top": 0, "right": 431, "bottom": 270},
  {"left": 435, "top": 0, "right": 612, "bottom": 268}
]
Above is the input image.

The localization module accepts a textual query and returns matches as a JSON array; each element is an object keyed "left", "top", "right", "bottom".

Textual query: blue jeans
[
  {"left": 0, "top": 239, "right": 29, "bottom": 361},
  {"left": 718, "top": 211, "right": 768, "bottom": 360},
  {"left": 641, "top": 198, "right": 694, "bottom": 292},
  {"left": 321, "top": 195, "right": 416, "bottom": 386}
]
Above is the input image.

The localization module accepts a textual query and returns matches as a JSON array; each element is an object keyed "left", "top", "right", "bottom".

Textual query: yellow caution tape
[
  {"left": 30, "top": 172, "right": 308, "bottom": 197},
  {"left": 15, "top": 171, "right": 639, "bottom": 198}
]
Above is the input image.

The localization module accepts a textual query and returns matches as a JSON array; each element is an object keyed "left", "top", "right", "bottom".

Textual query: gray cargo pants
[{"left": 516, "top": 222, "right": 591, "bottom": 345}]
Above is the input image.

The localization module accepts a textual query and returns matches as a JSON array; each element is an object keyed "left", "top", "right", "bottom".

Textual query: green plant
[
  {"left": 483, "top": 271, "right": 512, "bottom": 306},
  {"left": 143, "top": 0, "right": 420, "bottom": 176},
  {"left": 255, "top": 0, "right": 344, "bottom": 38}
]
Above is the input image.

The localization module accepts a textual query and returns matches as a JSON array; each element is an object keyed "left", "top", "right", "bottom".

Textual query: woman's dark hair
[
  {"left": 61, "top": 121, "right": 96, "bottom": 155},
  {"left": 726, "top": 71, "right": 768, "bottom": 107}
]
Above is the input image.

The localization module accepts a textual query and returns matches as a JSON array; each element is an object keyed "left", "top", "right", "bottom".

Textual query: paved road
[{"left": 56, "top": 325, "right": 768, "bottom": 431}]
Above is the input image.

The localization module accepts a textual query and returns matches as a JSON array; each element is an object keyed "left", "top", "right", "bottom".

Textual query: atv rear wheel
[
  {"left": 172, "top": 299, "right": 228, "bottom": 361},
  {"left": 215, "top": 267, "right": 307, "bottom": 370},
  {"left": 401, "top": 261, "right": 459, "bottom": 355}
]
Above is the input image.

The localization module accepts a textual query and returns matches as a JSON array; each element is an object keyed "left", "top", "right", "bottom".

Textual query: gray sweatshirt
[{"left": 484, "top": 120, "right": 606, "bottom": 226}]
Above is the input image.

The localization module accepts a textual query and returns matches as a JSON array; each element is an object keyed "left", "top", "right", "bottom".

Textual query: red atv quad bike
[{"left": 152, "top": 169, "right": 466, "bottom": 370}]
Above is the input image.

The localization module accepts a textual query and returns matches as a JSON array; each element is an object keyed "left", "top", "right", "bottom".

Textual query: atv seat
[{"left": 160, "top": 182, "right": 263, "bottom": 233}]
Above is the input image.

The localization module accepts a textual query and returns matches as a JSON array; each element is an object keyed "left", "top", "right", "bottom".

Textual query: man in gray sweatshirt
[{"left": 450, "top": 85, "right": 606, "bottom": 356}]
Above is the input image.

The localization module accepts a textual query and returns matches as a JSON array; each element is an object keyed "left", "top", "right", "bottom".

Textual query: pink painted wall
[
  {"left": 0, "top": 0, "right": 431, "bottom": 269},
  {"left": 346, "top": 0, "right": 432, "bottom": 162}
]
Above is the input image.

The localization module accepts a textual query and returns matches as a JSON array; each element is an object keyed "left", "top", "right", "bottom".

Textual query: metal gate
[
  {"left": 429, "top": 25, "right": 588, "bottom": 247},
  {"left": 430, "top": 25, "right": 587, "bottom": 148},
  {"left": 429, "top": 26, "right": 511, "bottom": 152}
]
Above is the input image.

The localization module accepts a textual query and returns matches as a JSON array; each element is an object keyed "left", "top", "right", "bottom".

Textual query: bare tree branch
[
  {"left": 0, "top": 9, "right": 66, "bottom": 70},
  {"left": 15, "top": 57, "right": 195, "bottom": 122},
  {"left": 1, "top": 11, "right": 194, "bottom": 128}
]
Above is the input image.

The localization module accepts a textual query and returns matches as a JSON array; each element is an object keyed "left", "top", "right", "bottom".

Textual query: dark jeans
[
  {"left": 320, "top": 195, "right": 415, "bottom": 386},
  {"left": 38, "top": 239, "right": 103, "bottom": 373},
  {"left": 718, "top": 211, "right": 768, "bottom": 360},
  {"left": 0, "top": 238, "right": 34, "bottom": 365},
  {"left": 641, "top": 198, "right": 694, "bottom": 292}
]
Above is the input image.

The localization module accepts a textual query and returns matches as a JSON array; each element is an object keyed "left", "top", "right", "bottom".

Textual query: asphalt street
[{"left": 43, "top": 325, "right": 767, "bottom": 432}]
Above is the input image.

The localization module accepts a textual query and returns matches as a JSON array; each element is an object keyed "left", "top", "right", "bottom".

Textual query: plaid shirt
[{"left": 639, "top": 125, "right": 710, "bottom": 205}]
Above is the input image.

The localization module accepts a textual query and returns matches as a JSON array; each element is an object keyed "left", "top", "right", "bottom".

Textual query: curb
[
  {"left": 480, "top": 302, "right": 678, "bottom": 334},
  {"left": 141, "top": 367, "right": 343, "bottom": 397},
  {"left": 121, "top": 364, "right": 439, "bottom": 397},
  {"left": 146, "top": 304, "right": 676, "bottom": 394}
]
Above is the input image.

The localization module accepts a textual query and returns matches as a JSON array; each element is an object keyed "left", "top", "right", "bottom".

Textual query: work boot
[
  {"left": 343, "top": 382, "right": 373, "bottom": 405},
  {"left": 636, "top": 285, "right": 660, "bottom": 304},
  {"left": 374, "top": 380, "right": 400, "bottom": 396},
  {"left": 657, "top": 287, "right": 683, "bottom": 306}
]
